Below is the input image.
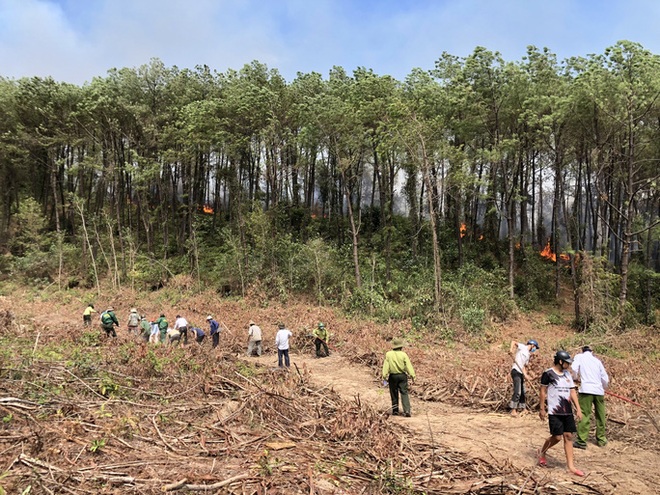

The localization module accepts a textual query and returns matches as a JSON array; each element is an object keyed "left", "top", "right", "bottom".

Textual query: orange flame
[
  {"left": 540, "top": 241, "right": 556, "bottom": 262},
  {"left": 559, "top": 253, "right": 570, "bottom": 261},
  {"left": 460, "top": 223, "right": 467, "bottom": 238},
  {"left": 203, "top": 205, "right": 214, "bottom": 214}
]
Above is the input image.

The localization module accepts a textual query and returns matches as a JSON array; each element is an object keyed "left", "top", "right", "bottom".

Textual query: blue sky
[{"left": 0, "top": 0, "right": 658, "bottom": 85}]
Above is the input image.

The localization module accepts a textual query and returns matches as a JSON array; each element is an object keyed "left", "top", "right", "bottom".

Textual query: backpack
[
  {"left": 101, "top": 312, "right": 113, "bottom": 326},
  {"left": 128, "top": 312, "right": 139, "bottom": 326}
]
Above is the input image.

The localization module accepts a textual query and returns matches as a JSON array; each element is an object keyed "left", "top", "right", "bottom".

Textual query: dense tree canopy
[{"left": 1, "top": 42, "right": 658, "bottom": 330}]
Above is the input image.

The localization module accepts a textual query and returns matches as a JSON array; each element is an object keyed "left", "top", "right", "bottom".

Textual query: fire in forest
[
  {"left": 460, "top": 223, "right": 466, "bottom": 238},
  {"left": 202, "top": 205, "right": 214, "bottom": 214},
  {"left": 539, "top": 241, "right": 570, "bottom": 262}
]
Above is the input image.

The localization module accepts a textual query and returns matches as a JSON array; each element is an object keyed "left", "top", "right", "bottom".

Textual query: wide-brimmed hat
[
  {"left": 391, "top": 337, "right": 405, "bottom": 349},
  {"left": 277, "top": 322, "right": 285, "bottom": 328},
  {"left": 107, "top": 306, "right": 114, "bottom": 311},
  {"left": 130, "top": 308, "right": 137, "bottom": 313},
  {"left": 249, "top": 320, "right": 255, "bottom": 326},
  {"left": 206, "top": 315, "right": 213, "bottom": 320}
]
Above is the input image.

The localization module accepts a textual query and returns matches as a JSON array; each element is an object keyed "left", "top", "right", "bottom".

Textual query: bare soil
[{"left": 0, "top": 288, "right": 658, "bottom": 494}]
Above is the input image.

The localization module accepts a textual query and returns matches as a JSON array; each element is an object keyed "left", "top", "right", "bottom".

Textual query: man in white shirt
[
  {"left": 174, "top": 315, "right": 189, "bottom": 345},
  {"left": 275, "top": 322, "right": 293, "bottom": 368},
  {"left": 571, "top": 345, "right": 610, "bottom": 448},
  {"left": 247, "top": 320, "right": 263, "bottom": 356},
  {"left": 509, "top": 339, "right": 539, "bottom": 417}
]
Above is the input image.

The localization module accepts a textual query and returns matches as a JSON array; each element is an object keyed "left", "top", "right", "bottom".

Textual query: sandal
[
  {"left": 571, "top": 469, "right": 585, "bottom": 477},
  {"left": 537, "top": 449, "right": 547, "bottom": 467}
]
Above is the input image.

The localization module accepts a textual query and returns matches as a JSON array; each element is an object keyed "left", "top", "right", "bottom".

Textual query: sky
[{"left": 1, "top": 0, "right": 659, "bottom": 85}]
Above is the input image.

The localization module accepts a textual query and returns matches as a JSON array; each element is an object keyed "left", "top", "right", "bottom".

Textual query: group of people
[
  {"left": 82, "top": 305, "right": 333, "bottom": 364},
  {"left": 82, "top": 304, "right": 221, "bottom": 347},
  {"left": 509, "top": 339, "right": 610, "bottom": 477}
]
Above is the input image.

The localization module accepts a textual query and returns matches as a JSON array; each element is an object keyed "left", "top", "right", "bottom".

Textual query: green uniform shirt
[
  {"left": 140, "top": 319, "right": 151, "bottom": 337},
  {"left": 313, "top": 327, "right": 329, "bottom": 341},
  {"left": 382, "top": 350, "right": 415, "bottom": 380}
]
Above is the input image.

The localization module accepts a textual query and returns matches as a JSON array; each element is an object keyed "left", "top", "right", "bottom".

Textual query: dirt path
[{"left": 251, "top": 351, "right": 658, "bottom": 495}]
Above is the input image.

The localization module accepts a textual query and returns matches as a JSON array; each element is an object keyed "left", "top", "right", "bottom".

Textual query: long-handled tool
[{"left": 605, "top": 390, "right": 642, "bottom": 407}]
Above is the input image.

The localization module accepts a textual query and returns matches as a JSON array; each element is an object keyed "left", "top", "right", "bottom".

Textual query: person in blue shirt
[
  {"left": 207, "top": 316, "right": 220, "bottom": 348},
  {"left": 190, "top": 326, "right": 206, "bottom": 344}
]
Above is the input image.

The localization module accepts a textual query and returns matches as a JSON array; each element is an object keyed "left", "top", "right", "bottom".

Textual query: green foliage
[
  {"left": 89, "top": 438, "right": 107, "bottom": 453},
  {"left": 8, "top": 197, "right": 47, "bottom": 257},
  {"left": 514, "top": 248, "right": 555, "bottom": 309}
]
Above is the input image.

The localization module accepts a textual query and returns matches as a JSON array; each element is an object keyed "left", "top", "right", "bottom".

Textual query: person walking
[
  {"left": 100, "top": 307, "right": 119, "bottom": 338},
  {"left": 382, "top": 338, "right": 416, "bottom": 417},
  {"left": 207, "top": 316, "right": 220, "bottom": 349},
  {"left": 509, "top": 339, "right": 539, "bottom": 417},
  {"left": 571, "top": 345, "right": 610, "bottom": 449},
  {"left": 82, "top": 304, "right": 97, "bottom": 326},
  {"left": 139, "top": 314, "right": 151, "bottom": 343},
  {"left": 174, "top": 314, "right": 189, "bottom": 345},
  {"left": 127, "top": 308, "right": 140, "bottom": 336},
  {"left": 247, "top": 320, "right": 262, "bottom": 356},
  {"left": 275, "top": 322, "right": 293, "bottom": 368},
  {"left": 313, "top": 322, "right": 330, "bottom": 358},
  {"left": 537, "top": 350, "right": 584, "bottom": 477},
  {"left": 155, "top": 313, "right": 168, "bottom": 344}
]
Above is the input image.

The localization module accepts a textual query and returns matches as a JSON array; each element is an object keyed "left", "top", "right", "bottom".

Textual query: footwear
[
  {"left": 597, "top": 440, "right": 608, "bottom": 447},
  {"left": 391, "top": 411, "right": 399, "bottom": 416},
  {"left": 403, "top": 412, "right": 411, "bottom": 417},
  {"left": 571, "top": 469, "right": 585, "bottom": 477},
  {"left": 537, "top": 449, "right": 547, "bottom": 467},
  {"left": 573, "top": 441, "right": 587, "bottom": 450}
]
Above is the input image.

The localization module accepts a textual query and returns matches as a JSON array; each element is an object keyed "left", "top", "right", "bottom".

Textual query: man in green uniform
[
  {"left": 100, "top": 307, "right": 119, "bottom": 338},
  {"left": 313, "top": 322, "right": 330, "bottom": 357},
  {"left": 139, "top": 314, "right": 151, "bottom": 343},
  {"left": 155, "top": 314, "right": 168, "bottom": 344},
  {"left": 382, "top": 338, "right": 416, "bottom": 417}
]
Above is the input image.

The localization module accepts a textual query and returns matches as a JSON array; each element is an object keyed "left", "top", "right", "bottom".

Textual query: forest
[{"left": 0, "top": 40, "right": 658, "bottom": 332}]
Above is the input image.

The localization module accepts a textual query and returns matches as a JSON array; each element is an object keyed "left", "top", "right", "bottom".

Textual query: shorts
[{"left": 548, "top": 414, "right": 576, "bottom": 436}]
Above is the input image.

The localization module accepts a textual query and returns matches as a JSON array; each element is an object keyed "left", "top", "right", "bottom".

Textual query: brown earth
[{"left": 0, "top": 287, "right": 658, "bottom": 494}]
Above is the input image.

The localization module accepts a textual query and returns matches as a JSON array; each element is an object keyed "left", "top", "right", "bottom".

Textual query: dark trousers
[
  {"left": 278, "top": 349, "right": 290, "bottom": 367},
  {"left": 83, "top": 315, "right": 91, "bottom": 326},
  {"left": 212, "top": 332, "right": 219, "bottom": 348},
  {"left": 510, "top": 369, "right": 526, "bottom": 410},
  {"left": 102, "top": 325, "right": 117, "bottom": 338},
  {"left": 196, "top": 334, "right": 205, "bottom": 344},
  {"left": 388, "top": 373, "right": 410, "bottom": 415},
  {"left": 179, "top": 327, "right": 188, "bottom": 345},
  {"left": 315, "top": 338, "right": 329, "bottom": 357}
]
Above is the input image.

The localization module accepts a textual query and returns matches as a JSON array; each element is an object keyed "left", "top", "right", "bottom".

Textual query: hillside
[{"left": 0, "top": 288, "right": 658, "bottom": 494}]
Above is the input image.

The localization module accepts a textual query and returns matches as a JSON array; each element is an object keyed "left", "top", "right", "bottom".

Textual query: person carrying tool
[
  {"left": 382, "top": 338, "right": 416, "bottom": 417},
  {"left": 100, "top": 307, "right": 119, "bottom": 338},
  {"left": 207, "top": 316, "right": 220, "bottom": 349},
  {"left": 247, "top": 320, "right": 262, "bottom": 356},
  {"left": 571, "top": 345, "right": 609, "bottom": 449},
  {"left": 537, "top": 350, "right": 584, "bottom": 477},
  {"left": 313, "top": 322, "right": 330, "bottom": 357},
  {"left": 509, "top": 339, "right": 539, "bottom": 417}
]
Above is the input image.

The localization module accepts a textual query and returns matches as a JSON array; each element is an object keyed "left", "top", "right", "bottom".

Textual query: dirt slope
[{"left": 250, "top": 352, "right": 658, "bottom": 495}]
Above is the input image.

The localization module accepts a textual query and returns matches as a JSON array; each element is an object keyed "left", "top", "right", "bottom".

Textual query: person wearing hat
[
  {"left": 127, "top": 308, "right": 140, "bottom": 336},
  {"left": 99, "top": 307, "right": 119, "bottom": 338},
  {"left": 247, "top": 320, "right": 263, "bottom": 356},
  {"left": 174, "top": 314, "right": 189, "bottom": 345},
  {"left": 382, "top": 338, "right": 416, "bottom": 417},
  {"left": 275, "top": 322, "right": 293, "bottom": 367},
  {"left": 313, "top": 322, "right": 330, "bottom": 358},
  {"left": 508, "top": 339, "right": 539, "bottom": 417},
  {"left": 571, "top": 346, "right": 610, "bottom": 449},
  {"left": 82, "top": 304, "right": 97, "bottom": 327},
  {"left": 207, "top": 316, "right": 220, "bottom": 348},
  {"left": 537, "top": 350, "right": 584, "bottom": 477}
]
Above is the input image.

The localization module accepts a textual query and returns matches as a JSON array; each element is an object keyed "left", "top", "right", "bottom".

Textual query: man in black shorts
[{"left": 537, "top": 350, "right": 584, "bottom": 477}]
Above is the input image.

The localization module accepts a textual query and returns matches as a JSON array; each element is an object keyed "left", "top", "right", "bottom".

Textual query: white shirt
[
  {"left": 248, "top": 324, "right": 262, "bottom": 342},
  {"left": 571, "top": 351, "right": 609, "bottom": 395},
  {"left": 512, "top": 343, "right": 531, "bottom": 374},
  {"left": 174, "top": 317, "right": 188, "bottom": 330},
  {"left": 275, "top": 329, "right": 292, "bottom": 350}
]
